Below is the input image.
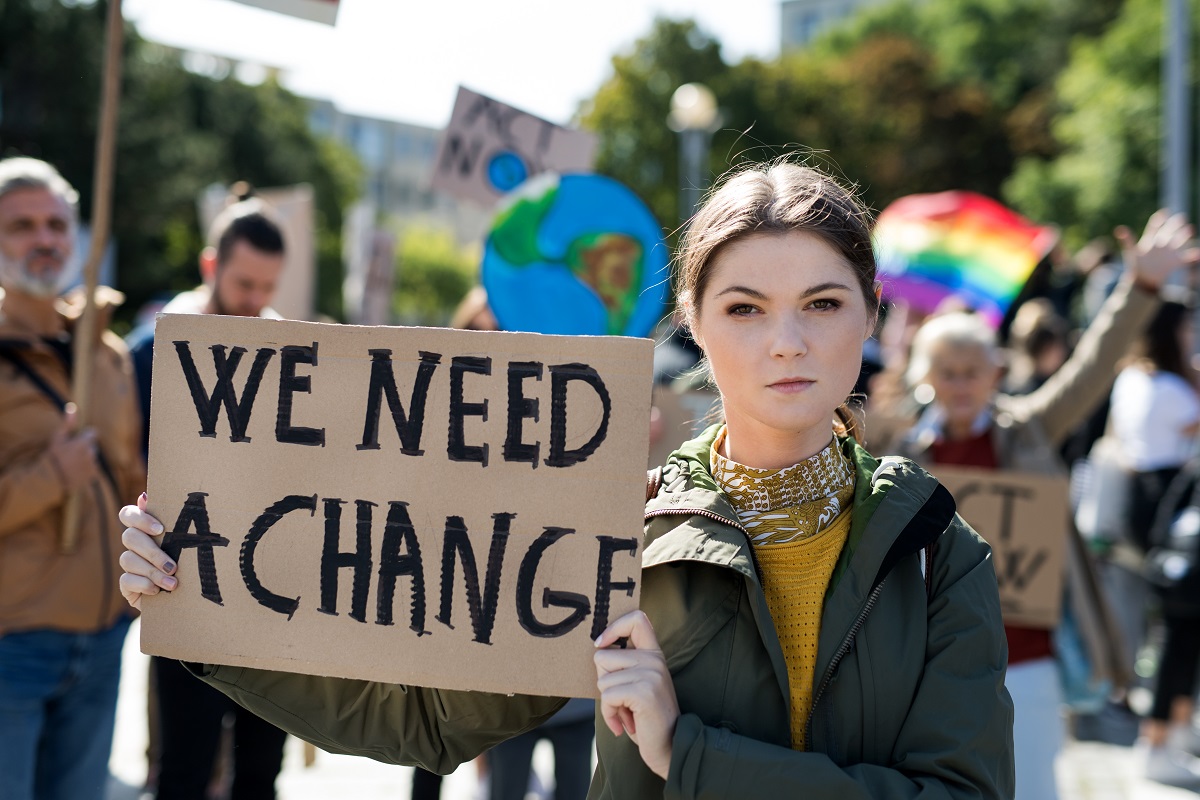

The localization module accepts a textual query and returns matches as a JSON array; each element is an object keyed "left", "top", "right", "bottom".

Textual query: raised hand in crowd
[{"left": 1118, "top": 210, "right": 1200, "bottom": 292}]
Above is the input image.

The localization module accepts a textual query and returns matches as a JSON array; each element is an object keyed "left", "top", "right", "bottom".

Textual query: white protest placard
[
  {"left": 141, "top": 315, "right": 652, "bottom": 698},
  {"left": 931, "top": 466, "right": 1069, "bottom": 628},
  {"left": 228, "top": 0, "right": 339, "bottom": 24},
  {"left": 430, "top": 86, "right": 598, "bottom": 206}
]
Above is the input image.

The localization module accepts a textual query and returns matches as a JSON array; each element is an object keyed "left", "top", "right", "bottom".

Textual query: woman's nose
[{"left": 770, "top": 318, "right": 808, "bottom": 358}]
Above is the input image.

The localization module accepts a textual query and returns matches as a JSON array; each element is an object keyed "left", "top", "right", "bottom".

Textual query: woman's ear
[
  {"left": 199, "top": 247, "right": 218, "bottom": 286},
  {"left": 679, "top": 298, "right": 703, "bottom": 350}
]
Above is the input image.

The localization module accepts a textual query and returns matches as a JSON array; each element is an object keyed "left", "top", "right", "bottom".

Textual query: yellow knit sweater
[{"left": 711, "top": 428, "right": 855, "bottom": 750}]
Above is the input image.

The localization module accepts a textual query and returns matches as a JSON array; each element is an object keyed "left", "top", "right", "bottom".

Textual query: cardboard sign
[
  {"left": 930, "top": 466, "right": 1069, "bottom": 628},
  {"left": 141, "top": 315, "right": 652, "bottom": 698},
  {"left": 430, "top": 86, "right": 598, "bottom": 206},
  {"left": 229, "top": 0, "right": 339, "bottom": 25}
]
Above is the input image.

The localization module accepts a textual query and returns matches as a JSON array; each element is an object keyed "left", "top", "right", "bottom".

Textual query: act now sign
[{"left": 140, "top": 314, "right": 652, "bottom": 698}]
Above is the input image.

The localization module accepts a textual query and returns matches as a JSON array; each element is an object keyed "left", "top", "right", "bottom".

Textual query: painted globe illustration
[{"left": 481, "top": 173, "right": 669, "bottom": 336}]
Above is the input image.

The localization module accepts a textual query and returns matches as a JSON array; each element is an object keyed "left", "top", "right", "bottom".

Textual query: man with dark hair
[
  {"left": 0, "top": 157, "right": 145, "bottom": 799},
  {"left": 126, "top": 195, "right": 289, "bottom": 800}
]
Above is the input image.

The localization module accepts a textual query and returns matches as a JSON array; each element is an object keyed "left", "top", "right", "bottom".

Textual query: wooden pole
[{"left": 62, "top": 0, "right": 124, "bottom": 553}]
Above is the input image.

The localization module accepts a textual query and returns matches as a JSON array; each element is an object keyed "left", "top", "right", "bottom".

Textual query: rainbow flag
[{"left": 874, "top": 191, "right": 1058, "bottom": 328}]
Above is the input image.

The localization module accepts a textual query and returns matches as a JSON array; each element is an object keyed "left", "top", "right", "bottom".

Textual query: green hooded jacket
[{"left": 190, "top": 428, "right": 1015, "bottom": 798}]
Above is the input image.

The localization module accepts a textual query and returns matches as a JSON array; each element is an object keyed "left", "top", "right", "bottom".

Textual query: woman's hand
[
  {"left": 117, "top": 493, "right": 175, "bottom": 611},
  {"left": 594, "top": 610, "right": 679, "bottom": 780},
  {"left": 1118, "top": 209, "right": 1200, "bottom": 292}
]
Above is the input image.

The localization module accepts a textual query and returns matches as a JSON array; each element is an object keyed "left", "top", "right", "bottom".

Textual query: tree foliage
[
  {"left": 0, "top": 0, "right": 361, "bottom": 326},
  {"left": 1005, "top": 0, "right": 1169, "bottom": 245},
  {"left": 392, "top": 225, "right": 479, "bottom": 327},
  {"left": 578, "top": 0, "right": 1143, "bottom": 247}
]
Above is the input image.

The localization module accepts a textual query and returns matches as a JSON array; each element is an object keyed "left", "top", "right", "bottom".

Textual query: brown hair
[
  {"left": 676, "top": 161, "right": 879, "bottom": 439},
  {"left": 677, "top": 162, "right": 879, "bottom": 326}
]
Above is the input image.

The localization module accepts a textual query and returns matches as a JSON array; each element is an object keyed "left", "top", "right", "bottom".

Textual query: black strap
[
  {"left": 870, "top": 482, "right": 955, "bottom": 598},
  {"left": 0, "top": 347, "right": 121, "bottom": 498},
  {"left": 0, "top": 347, "right": 68, "bottom": 409}
]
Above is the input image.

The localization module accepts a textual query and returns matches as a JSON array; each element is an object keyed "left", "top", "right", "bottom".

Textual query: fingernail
[
  {"left": 152, "top": 522, "right": 164, "bottom": 535},
  {"left": 594, "top": 635, "right": 604, "bottom": 647},
  {"left": 162, "top": 560, "right": 175, "bottom": 573},
  {"left": 139, "top": 492, "right": 147, "bottom": 503},
  {"left": 164, "top": 576, "right": 177, "bottom": 590}
]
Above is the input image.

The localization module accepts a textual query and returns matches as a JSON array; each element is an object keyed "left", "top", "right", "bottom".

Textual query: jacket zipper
[{"left": 804, "top": 577, "right": 887, "bottom": 750}]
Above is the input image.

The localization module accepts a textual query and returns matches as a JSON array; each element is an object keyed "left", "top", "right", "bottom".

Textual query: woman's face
[
  {"left": 924, "top": 341, "right": 1000, "bottom": 432},
  {"left": 692, "top": 231, "right": 876, "bottom": 463}
]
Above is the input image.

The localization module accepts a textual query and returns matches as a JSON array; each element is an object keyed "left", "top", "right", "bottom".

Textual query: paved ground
[{"left": 107, "top": 620, "right": 1200, "bottom": 800}]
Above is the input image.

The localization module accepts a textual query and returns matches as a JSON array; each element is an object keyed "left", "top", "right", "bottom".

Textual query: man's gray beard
[{"left": 0, "top": 249, "right": 71, "bottom": 298}]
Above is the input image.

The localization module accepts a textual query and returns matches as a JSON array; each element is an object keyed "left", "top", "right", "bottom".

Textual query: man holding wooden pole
[{"left": 0, "top": 157, "right": 145, "bottom": 799}]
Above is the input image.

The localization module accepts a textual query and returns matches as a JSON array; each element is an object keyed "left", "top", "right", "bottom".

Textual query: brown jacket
[{"left": 0, "top": 288, "right": 145, "bottom": 636}]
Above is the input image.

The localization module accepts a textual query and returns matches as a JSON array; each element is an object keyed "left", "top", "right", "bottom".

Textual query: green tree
[
  {"left": 1005, "top": 0, "right": 1167, "bottom": 245},
  {"left": 579, "top": 18, "right": 732, "bottom": 230},
  {"left": 392, "top": 225, "right": 479, "bottom": 326},
  {"left": 581, "top": 17, "right": 1011, "bottom": 223}
]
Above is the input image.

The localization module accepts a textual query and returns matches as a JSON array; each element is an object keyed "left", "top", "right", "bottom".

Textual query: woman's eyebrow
[
  {"left": 713, "top": 285, "right": 768, "bottom": 300},
  {"left": 713, "top": 281, "right": 853, "bottom": 300}
]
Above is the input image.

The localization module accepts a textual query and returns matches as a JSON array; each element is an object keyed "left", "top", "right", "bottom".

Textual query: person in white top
[{"left": 1110, "top": 295, "right": 1200, "bottom": 787}]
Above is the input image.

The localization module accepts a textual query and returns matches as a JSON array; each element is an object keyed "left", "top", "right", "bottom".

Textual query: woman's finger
[
  {"left": 121, "top": 527, "right": 176, "bottom": 575},
  {"left": 118, "top": 502, "right": 164, "bottom": 536},
  {"left": 119, "top": 549, "right": 177, "bottom": 591},
  {"left": 594, "top": 647, "right": 659, "bottom": 676},
  {"left": 594, "top": 610, "right": 661, "bottom": 651},
  {"left": 120, "top": 573, "right": 161, "bottom": 610}
]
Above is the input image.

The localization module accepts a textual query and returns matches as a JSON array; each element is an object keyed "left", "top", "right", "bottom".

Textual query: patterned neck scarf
[{"left": 710, "top": 426, "right": 856, "bottom": 546}]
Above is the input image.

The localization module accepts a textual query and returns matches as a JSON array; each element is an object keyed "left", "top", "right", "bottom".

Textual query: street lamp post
[
  {"left": 1162, "top": 0, "right": 1190, "bottom": 216},
  {"left": 668, "top": 83, "right": 721, "bottom": 223}
]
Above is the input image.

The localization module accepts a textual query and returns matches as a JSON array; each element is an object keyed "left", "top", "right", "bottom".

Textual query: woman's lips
[{"left": 768, "top": 379, "right": 815, "bottom": 394}]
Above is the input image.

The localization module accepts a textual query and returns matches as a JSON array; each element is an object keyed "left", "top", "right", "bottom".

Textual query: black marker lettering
[
  {"left": 516, "top": 527, "right": 590, "bottom": 637},
  {"left": 503, "top": 361, "right": 542, "bottom": 466},
  {"left": 358, "top": 350, "right": 441, "bottom": 454},
  {"left": 545, "top": 364, "right": 611, "bottom": 468},
  {"left": 318, "top": 499, "right": 373, "bottom": 623},
  {"left": 160, "top": 492, "right": 229, "bottom": 605},
  {"left": 439, "top": 133, "right": 484, "bottom": 178},
  {"left": 276, "top": 343, "right": 325, "bottom": 447},
  {"left": 990, "top": 484, "right": 1034, "bottom": 542},
  {"left": 447, "top": 356, "right": 491, "bottom": 466},
  {"left": 241, "top": 494, "right": 315, "bottom": 619},
  {"left": 376, "top": 501, "right": 428, "bottom": 634},
  {"left": 437, "top": 513, "right": 513, "bottom": 644},
  {"left": 173, "top": 341, "right": 275, "bottom": 442},
  {"left": 591, "top": 536, "right": 638, "bottom": 639}
]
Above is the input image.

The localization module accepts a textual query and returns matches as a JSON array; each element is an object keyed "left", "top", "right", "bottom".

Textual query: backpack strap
[
  {"left": 0, "top": 347, "right": 68, "bottom": 410},
  {"left": 871, "top": 457, "right": 952, "bottom": 603},
  {"left": 0, "top": 346, "right": 121, "bottom": 498}
]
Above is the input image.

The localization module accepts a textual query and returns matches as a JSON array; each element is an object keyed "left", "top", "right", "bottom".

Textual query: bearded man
[{"left": 0, "top": 157, "right": 145, "bottom": 800}]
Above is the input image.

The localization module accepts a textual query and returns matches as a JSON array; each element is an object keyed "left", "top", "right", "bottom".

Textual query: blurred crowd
[{"left": 5, "top": 150, "right": 1200, "bottom": 800}]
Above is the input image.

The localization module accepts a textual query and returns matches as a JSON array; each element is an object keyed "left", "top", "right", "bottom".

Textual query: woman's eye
[
  {"left": 728, "top": 304, "right": 758, "bottom": 316},
  {"left": 810, "top": 298, "right": 842, "bottom": 311}
]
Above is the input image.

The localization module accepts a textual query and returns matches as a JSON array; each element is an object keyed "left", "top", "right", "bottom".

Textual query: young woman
[
  {"left": 894, "top": 211, "right": 1195, "bottom": 800},
  {"left": 1109, "top": 297, "right": 1200, "bottom": 785},
  {"left": 120, "top": 162, "right": 1015, "bottom": 798}
]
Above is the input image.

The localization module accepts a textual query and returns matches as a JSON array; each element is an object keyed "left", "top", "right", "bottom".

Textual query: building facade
[{"left": 780, "top": 0, "right": 890, "bottom": 50}]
